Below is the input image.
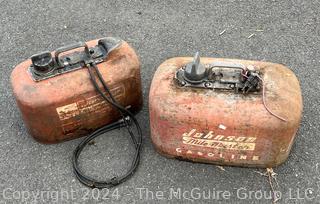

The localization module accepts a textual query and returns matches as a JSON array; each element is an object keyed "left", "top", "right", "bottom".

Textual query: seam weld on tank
[
  {"left": 11, "top": 37, "right": 143, "bottom": 143},
  {"left": 149, "top": 52, "right": 303, "bottom": 167}
]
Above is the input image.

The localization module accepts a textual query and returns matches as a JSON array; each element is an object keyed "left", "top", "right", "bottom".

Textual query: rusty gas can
[
  {"left": 149, "top": 53, "right": 302, "bottom": 167},
  {"left": 11, "top": 37, "right": 142, "bottom": 143}
]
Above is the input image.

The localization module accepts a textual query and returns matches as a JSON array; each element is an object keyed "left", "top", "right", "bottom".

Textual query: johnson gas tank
[
  {"left": 11, "top": 37, "right": 142, "bottom": 143},
  {"left": 149, "top": 53, "right": 302, "bottom": 167}
]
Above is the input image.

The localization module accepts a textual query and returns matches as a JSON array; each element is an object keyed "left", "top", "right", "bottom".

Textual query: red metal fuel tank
[
  {"left": 149, "top": 53, "right": 302, "bottom": 167},
  {"left": 11, "top": 37, "right": 142, "bottom": 143}
]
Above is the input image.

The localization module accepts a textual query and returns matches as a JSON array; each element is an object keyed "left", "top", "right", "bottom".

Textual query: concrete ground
[{"left": 0, "top": 0, "right": 319, "bottom": 203}]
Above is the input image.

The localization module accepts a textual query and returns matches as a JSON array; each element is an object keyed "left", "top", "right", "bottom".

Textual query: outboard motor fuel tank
[
  {"left": 149, "top": 53, "right": 302, "bottom": 167},
  {"left": 11, "top": 37, "right": 143, "bottom": 143}
]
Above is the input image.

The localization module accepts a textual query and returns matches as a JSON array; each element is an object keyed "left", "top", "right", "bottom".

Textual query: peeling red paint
[
  {"left": 149, "top": 57, "right": 302, "bottom": 167},
  {"left": 11, "top": 39, "right": 142, "bottom": 144}
]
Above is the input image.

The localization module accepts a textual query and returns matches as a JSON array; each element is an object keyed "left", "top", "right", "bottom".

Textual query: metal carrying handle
[
  {"left": 208, "top": 61, "right": 246, "bottom": 71},
  {"left": 54, "top": 42, "right": 89, "bottom": 67}
]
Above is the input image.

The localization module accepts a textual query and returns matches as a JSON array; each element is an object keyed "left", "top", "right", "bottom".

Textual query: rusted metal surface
[
  {"left": 11, "top": 38, "right": 142, "bottom": 143},
  {"left": 149, "top": 57, "right": 302, "bottom": 167}
]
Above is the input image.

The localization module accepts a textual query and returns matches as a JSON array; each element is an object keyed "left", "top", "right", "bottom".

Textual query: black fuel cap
[
  {"left": 31, "top": 51, "right": 55, "bottom": 74},
  {"left": 184, "top": 52, "right": 206, "bottom": 83}
]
